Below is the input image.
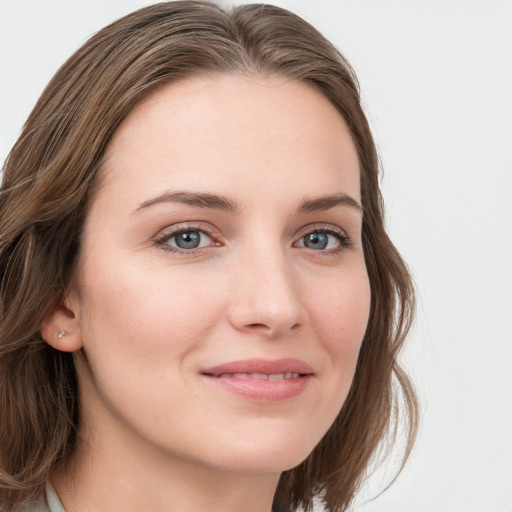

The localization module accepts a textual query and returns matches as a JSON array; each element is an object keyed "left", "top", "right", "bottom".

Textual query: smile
[
  {"left": 200, "top": 359, "right": 314, "bottom": 402},
  {"left": 214, "top": 372, "right": 301, "bottom": 380}
]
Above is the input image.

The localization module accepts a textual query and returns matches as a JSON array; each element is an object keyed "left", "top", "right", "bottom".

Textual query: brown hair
[{"left": 0, "top": 2, "right": 418, "bottom": 511}]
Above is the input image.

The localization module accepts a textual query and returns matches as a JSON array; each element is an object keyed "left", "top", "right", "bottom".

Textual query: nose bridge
[{"left": 228, "top": 234, "right": 306, "bottom": 337}]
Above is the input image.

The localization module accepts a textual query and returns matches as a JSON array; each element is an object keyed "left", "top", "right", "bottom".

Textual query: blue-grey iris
[
  {"left": 175, "top": 231, "right": 201, "bottom": 249},
  {"left": 304, "top": 232, "right": 328, "bottom": 250}
]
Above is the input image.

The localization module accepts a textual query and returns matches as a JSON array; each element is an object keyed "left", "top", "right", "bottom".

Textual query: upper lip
[{"left": 200, "top": 358, "right": 314, "bottom": 376}]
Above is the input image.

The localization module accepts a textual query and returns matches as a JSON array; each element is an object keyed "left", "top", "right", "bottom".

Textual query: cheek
[
  {"left": 309, "top": 269, "right": 371, "bottom": 377},
  {"left": 76, "top": 255, "right": 225, "bottom": 364},
  {"left": 73, "top": 257, "right": 228, "bottom": 439},
  {"left": 292, "top": 268, "right": 370, "bottom": 446}
]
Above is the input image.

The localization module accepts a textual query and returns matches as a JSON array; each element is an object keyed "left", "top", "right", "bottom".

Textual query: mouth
[
  {"left": 200, "top": 359, "right": 314, "bottom": 402},
  {"left": 211, "top": 372, "right": 302, "bottom": 380}
]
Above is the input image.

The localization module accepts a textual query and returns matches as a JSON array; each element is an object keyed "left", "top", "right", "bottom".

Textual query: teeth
[{"left": 216, "top": 372, "right": 300, "bottom": 380}]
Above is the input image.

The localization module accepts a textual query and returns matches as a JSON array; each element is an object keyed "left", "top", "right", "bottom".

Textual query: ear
[{"left": 40, "top": 294, "right": 83, "bottom": 352}]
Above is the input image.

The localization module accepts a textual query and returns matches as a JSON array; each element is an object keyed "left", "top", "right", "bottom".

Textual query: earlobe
[{"left": 40, "top": 300, "right": 83, "bottom": 352}]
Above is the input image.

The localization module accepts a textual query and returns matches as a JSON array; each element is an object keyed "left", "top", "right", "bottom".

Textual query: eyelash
[
  {"left": 295, "top": 223, "right": 352, "bottom": 252},
  {"left": 154, "top": 223, "right": 218, "bottom": 254},
  {"left": 153, "top": 223, "right": 352, "bottom": 255}
]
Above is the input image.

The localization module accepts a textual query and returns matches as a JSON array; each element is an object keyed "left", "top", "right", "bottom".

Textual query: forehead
[{"left": 98, "top": 74, "right": 361, "bottom": 209}]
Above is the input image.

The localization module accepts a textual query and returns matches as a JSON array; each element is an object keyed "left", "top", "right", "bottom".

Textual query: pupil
[
  {"left": 175, "top": 231, "right": 200, "bottom": 249},
  {"left": 305, "top": 232, "right": 328, "bottom": 250}
]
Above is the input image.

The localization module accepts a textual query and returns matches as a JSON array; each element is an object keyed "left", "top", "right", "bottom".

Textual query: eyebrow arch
[
  {"left": 131, "top": 191, "right": 241, "bottom": 215},
  {"left": 296, "top": 193, "right": 363, "bottom": 215}
]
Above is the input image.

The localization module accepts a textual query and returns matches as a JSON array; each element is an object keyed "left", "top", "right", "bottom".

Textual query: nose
[{"left": 227, "top": 246, "right": 307, "bottom": 338}]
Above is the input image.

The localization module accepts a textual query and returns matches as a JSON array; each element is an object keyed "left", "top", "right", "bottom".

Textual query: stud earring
[{"left": 58, "top": 330, "right": 69, "bottom": 339}]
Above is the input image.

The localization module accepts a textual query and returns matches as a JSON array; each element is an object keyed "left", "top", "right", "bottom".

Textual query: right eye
[{"left": 155, "top": 227, "right": 216, "bottom": 253}]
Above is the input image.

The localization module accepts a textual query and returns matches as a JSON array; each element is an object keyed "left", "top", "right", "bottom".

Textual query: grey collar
[{"left": 45, "top": 483, "right": 66, "bottom": 512}]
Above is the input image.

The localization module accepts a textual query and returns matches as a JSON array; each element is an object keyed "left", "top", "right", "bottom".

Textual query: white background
[{"left": 1, "top": 1, "right": 511, "bottom": 511}]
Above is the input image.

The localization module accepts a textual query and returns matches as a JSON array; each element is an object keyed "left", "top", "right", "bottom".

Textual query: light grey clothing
[{"left": 27, "top": 484, "right": 66, "bottom": 512}]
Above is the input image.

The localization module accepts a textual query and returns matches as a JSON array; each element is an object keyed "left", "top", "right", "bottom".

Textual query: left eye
[
  {"left": 295, "top": 231, "right": 344, "bottom": 251},
  {"left": 162, "top": 230, "right": 213, "bottom": 250}
]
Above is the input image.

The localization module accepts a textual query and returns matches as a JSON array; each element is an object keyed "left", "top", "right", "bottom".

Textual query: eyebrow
[
  {"left": 131, "top": 190, "right": 362, "bottom": 216},
  {"left": 295, "top": 193, "right": 363, "bottom": 215},
  {"left": 131, "top": 191, "right": 241, "bottom": 215}
]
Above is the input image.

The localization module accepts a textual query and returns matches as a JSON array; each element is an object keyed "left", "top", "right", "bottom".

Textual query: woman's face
[{"left": 66, "top": 75, "right": 370, "bottom": 473}]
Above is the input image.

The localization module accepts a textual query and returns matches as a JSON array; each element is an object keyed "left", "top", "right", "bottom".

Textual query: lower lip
[{"left": 202, "top": 374, "right": 311, "bottom": 402}]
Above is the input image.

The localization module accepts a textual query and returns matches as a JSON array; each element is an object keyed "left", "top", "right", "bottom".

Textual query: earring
[{"left": 58, "top": 330, "right": 69, "bottom": 339}]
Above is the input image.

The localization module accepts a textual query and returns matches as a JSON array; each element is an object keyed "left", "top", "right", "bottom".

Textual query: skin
[{"left": 43, "top": 74, "right": 371, "bottom": 512}]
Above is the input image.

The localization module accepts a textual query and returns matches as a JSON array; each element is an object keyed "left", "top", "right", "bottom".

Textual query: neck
[{"left": 52, "top": 415, "right": 280, "bottom": 512}]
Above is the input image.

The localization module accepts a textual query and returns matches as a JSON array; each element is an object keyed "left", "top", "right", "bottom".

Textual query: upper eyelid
[
  {"left": 294, "top": 223, "right": 349, "bottom": 238},
  {"left": 155, "top": 221, "right": 218, "bottom": 238}
]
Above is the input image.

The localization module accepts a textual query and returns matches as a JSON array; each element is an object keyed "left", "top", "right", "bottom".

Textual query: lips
[
  {"left": 216, "top": 372, "right": 301, "bottom": 380},
  {"left": 201, "top": 358, "right": 314, "bottom": 376},
  {"left": 200, "top": 358, "right": 314, "bottom": 402}
]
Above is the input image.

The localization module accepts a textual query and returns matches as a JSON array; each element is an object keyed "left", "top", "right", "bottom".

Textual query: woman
[{"left": 0, "top": 2, "right": 417, "bottom": 511}]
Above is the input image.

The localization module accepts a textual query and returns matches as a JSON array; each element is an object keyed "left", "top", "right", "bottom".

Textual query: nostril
[
  {"left": 245, "top": 322, "right": 302, "bottom": 335},
  {"left": 247, "top": 323, "right": 271, "bottom": 330}
]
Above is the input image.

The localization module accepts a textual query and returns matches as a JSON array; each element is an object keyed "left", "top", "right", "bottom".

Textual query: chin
[{"left": 198, "top": 431, "right": 318, "bottom": 474}]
